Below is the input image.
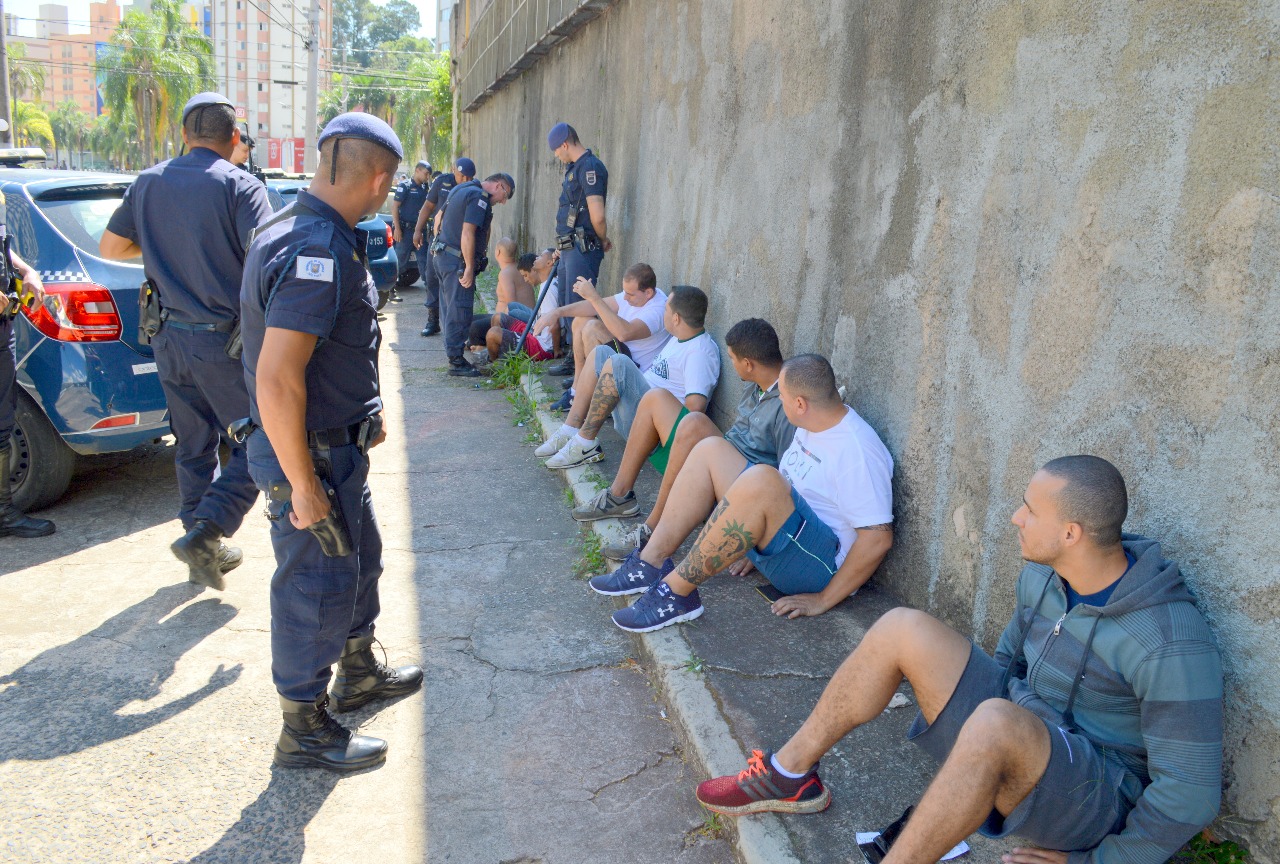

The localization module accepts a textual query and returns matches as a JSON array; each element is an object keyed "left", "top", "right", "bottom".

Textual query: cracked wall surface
[{"left": 457, "top": 0, "right": 1280, "bottom": 856}]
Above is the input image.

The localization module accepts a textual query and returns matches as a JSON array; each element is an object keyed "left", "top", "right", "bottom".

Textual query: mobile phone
[{"left": 755, "top": 584, "right": 787, "bottom": 603}]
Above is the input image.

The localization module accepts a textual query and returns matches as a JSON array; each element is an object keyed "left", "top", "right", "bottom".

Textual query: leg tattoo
[
  {"left": 582, "top": 371, "right": 620, "bottom": 438},
  {"left": 676, "top": 496, "right": 756, "bottom": 587}
]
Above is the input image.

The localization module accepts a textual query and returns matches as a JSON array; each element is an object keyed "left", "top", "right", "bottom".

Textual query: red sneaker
[{"left": 696, "top": 749, "right": 831, "bottom": 815}]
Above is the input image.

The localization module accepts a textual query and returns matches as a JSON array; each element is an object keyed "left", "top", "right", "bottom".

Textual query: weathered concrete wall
[{"left": 456, "top": 0, "right": 1280, "bottom": 854}]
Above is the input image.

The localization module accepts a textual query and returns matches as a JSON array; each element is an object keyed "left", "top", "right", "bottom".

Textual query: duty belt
[
  {"left": 227, "top": 414, "right": 383, "bottom": 456},
  {"left": 430, "top": 240, "right": 463, "bottom": 259},
  {"left": 164, "top": 318, "right": 235, "bottom": 333}
]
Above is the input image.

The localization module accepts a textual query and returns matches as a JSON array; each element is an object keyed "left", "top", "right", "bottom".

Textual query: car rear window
[{"left": 36, "top": 190, "right": 139, "bottom": 262}]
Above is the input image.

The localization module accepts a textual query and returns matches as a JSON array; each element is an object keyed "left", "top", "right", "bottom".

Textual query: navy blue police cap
[
  {"left": 318, "top": 112, "right": 403, "bottom": 183},
  {"left": 182, "top": 92, "right": 233, "bottom": 125},
  {"left": 547, "top": 122, "right": 574, "bottom": 150},
  {"left": 416, "top": 160, "right": 431, "bottom": 171},
  {"left": 495, "top": 172, "right": 516, "bottom": 195},
  {"left": 455, "top": 157, "right": 476, "bottom": 178}
]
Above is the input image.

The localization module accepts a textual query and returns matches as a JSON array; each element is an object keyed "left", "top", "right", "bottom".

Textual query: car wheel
[
  {"left": 8, "top": 392, "right": 76, "bottom": 512},
  {"left": 377, "top": 288, "right": 391, "bottom": 310},
  {"left": 395, "top": 266, "right": 419, "bottom": 288}
]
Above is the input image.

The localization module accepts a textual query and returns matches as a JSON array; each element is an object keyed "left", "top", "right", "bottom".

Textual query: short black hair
[
  {"left": 623, "top": 263, "right": 657, "bottom": 292},
  {"left": 781, "top": 354, "right": 840, "bottom": 405},
  {"left": 1040, "top": 455, "right": 1128, "bottom": 547},
  {"left": 517, "top": 252, "right": 538, "bottom": 272},
  {"left": 184, "top": 103, "right": 236, "bottom": 143},
  {"left": 668, "top": 285, "right": 708, "bottom": 329},
  {"left": 317, "top": 137, "right": 399, "bottom": 184},
  {"left": 725, "top": 318, "right": 783, "bottom": 366},
  {"left": 561, "top": 124, "right": 581, "bottom": 145}
]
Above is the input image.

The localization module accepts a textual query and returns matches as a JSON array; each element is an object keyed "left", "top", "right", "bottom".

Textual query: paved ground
[{"left": 0, "top": 292, "right": 733, "bottom": 864}]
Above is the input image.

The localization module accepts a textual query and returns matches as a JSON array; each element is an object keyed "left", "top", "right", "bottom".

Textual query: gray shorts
[
  {"left": 592, "top": 345, "right": 650, "bottom": 438},
  {"left": 907, "top": 644, "right": 1143, "bottom": 850}
]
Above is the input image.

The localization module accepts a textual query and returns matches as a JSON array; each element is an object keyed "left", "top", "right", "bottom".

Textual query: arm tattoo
[
  {"left": 858, "top": 523, "right": 893, "bottom": 532},
  {"left": 581, "top": 370, "right": 620, "bottom": 438},
  {"left": 674, "top": 496, "right": 756, "bottom": 587}
]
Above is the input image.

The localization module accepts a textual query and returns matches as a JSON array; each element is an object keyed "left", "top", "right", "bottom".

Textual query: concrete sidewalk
[
  {"left": 523, "top": 375, "right": 1013, "bottom": 864},
  {"left": 0, "top": 297, "right": 732, "bottom": 864}
]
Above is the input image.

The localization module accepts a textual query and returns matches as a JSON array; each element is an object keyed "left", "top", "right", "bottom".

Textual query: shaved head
[{"left": 317, "top": 138, "right": 399, "bottom": 186}]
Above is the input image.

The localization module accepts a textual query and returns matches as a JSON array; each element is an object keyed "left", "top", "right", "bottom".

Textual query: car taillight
[
  {"left": 384, "top": 222, "right": 393, "bottom": 247},
  {"left": 22, "top": 282, "right": 122, "bottom": 342}
]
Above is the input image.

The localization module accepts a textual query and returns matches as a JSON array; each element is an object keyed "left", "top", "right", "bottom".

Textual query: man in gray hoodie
[{"left": 695, "top": 455, "right": 1223, "bottom": 864}]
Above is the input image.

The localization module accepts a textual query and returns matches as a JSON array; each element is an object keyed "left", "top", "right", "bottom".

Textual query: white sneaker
[
  {"left": 544, "top": 438, "right": 604, "bottom": 469},
  {"left": 535, "top": 429, "right": 573, "bottom": 458}
]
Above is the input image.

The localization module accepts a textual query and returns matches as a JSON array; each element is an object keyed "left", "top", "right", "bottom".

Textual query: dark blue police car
[{"left": 1, "top": 168, "right": 170, "bottom": 510}]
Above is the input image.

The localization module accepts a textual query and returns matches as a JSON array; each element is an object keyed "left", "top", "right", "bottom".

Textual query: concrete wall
[{"left": 456, "top": 0, "right": 1280, "bottom": 855}]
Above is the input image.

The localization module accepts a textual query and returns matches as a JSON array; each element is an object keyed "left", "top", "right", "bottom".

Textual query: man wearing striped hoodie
[{"left": 695, "top": 455, "right": 1223, "bottom": 864}]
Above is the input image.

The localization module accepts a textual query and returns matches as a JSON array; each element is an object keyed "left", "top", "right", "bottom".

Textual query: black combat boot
[
  {"left": 420, "top": 308, "right": 440, "bottom": 337},
  {"left": 0, "top": 445, "right": 55, "bottom": 538},
  {"left": 275, "top": 694, "right": 388, "bottom": 773},
  {"left": 331, "top": 632, "right": 424, "bottom": 713},
  {"left": 171, "top": 519, "right": 239, "bottom": 590}
]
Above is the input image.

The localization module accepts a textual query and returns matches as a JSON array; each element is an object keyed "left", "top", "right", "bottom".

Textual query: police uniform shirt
[
  {"left": 106, "top": 147, "right": 274, "bottom": 326},
  {"left": 393, "top": 177, "right": 429, "bottom": 228},
  {"left": 556, "top": 149, "right": 608, "bottom": 237},
  {"left": 425, "top": 172, "right": 458, "bottom": 218},
  {"left": 436, "top": 181, "right": 495, "bottom": 263},
  {"left": 240, "top": 190, "right": 381, "bottom": 431}
]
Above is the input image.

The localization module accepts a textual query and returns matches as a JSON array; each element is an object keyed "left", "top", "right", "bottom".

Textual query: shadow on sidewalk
[
  {"left": 0, "top": 583, "right": 240, "bottom": 762},
  {"left": 186, "top": 767, "right": 340, "bottom": 864}
]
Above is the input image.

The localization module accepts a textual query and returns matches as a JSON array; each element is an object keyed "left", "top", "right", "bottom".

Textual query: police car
[
  {"left": 1, "top": 168, "right": 170, "bottom": 510},
  {"left": 265, "top": 179, "right": 399, "bottom": 308}
]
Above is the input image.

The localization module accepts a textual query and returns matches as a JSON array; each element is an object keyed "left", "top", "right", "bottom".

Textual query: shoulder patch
[
  {"left": 296, "top": 256, "right": 334, "bottom": 282},
  {"left": 478, "top": 199, "right": 488, "bottom": 209},
  {"left": 585, "top": 170, "right": 597, "bottom": 185}
]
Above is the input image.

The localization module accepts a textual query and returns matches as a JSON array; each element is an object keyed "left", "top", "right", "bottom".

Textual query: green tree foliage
[
  {"left": 99, "top": 0, "right": 215, "bottom": 166},
  {"left": 332, "top": 0, "right": 421, "bottom": 66},
  {"left": 11, "top": 101, "right": 53, "bottom": 148},
  {"left": 6, "top": 43, "right": 46, "bottom": 104},
  {"left": 90, "top": 109, "right": 142, "bottom": 170},
  {"left": 50, "top": 100, "right": 93, "bottom": 168}
]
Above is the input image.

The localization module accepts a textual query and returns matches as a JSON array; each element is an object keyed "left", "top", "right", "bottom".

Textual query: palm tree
[
  {"left": 89, "top": 109, "right": 140, "bottom": 170},
  {"left": 7, "top": 43, "right": 46, "bottom": 106},
  {"left": 50, "top": 100, "right": 92, "bottom": 168},
  {"left": 11, "top": 101, "right": 54, "bottom": 149},
  {"left": 99, "top": 0, "right": 215, "bottom": 165}
]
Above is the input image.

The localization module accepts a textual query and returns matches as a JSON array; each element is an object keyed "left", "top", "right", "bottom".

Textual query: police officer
[
  {"left": 239, "top": 113, "right": 422, "bottom": 772},
  {"left": 546, "top": 122, "right": 610, "bottom": 377},
  {"left": 390, "top": 160, "right": 430, "bottom": 299},
  {"left": 431, "top": 169, "right": 514, "bottom": 376},
  {"left": 0, "top": 144, "right": 55, "bottom": 538},
  {"left": 100, "top": 92, "right": 273, "bottom": 589},
  {"left": 413, "top": 157, "right": 474, "bottom": 337}
]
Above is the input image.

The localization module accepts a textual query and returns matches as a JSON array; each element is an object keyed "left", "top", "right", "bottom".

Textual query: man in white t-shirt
[
  {"left": 598, "top": 354, "right": 894, "bottom": 633},
  {"left": 538, "top": 285, "right": 720, "bottom": 469},
  {"left": 532, "top": 262, "right": 670, "bottom": 411}
]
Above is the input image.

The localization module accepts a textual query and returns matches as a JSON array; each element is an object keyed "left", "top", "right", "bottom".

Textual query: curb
[{"left": 523, "top": 373, "right": 801, "bottom": 864}]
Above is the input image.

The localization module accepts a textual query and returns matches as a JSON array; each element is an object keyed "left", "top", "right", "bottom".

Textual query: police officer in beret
[
  {"left": 413, "top": 156, "right": 474, "bottom": 337},
  {"left": 100, "top": 92, "right": 274, "bottom": 589},
  {"left": 390, "top": 160, "right": 430, "bottom": 296},
  {"left": 0, "top": 136, "right": 55, "bottom": 538},
  {"left": 546, "top": 122, "right": 610, "bottom": 376},
  {"left": 431, "top": 169, "right": 514, "bottom": 376},
  {"left": 239, "top": 112, "right": 422, "bottom": 772}
]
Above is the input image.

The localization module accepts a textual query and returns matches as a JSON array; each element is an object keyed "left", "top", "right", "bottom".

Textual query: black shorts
[{"left": 906, "top": 644, "right": 1143, "bottom": 850}]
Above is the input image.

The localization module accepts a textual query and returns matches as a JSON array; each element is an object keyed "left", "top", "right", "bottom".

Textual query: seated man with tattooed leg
[{"left": 598, "top": 354, "right": 895, "bottom": 633}]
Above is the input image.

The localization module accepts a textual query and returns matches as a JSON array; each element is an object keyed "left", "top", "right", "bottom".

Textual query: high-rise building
[
  {"left": 12, "top": 0, "right": 124, "bottom": 116},
  {"left": 435, "top": 0, "right": 451, "bottom": 52}
]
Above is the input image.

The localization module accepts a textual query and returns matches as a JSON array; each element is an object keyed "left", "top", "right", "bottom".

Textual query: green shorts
[{"left": 647, "top": 406, "right": 690, "bottom": 474}]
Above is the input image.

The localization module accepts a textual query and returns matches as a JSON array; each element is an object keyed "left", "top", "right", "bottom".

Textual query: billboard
[{"left": 267, "top": 138, "right": 305, "bottom": 173}]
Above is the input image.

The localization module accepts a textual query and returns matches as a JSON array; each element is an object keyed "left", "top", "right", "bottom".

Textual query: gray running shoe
[
  {"left": 602, "top": 522, "right": 652, "bottom": 562},
  {"left": 572, "top": 488, "right": 641, "bottom": 522}
]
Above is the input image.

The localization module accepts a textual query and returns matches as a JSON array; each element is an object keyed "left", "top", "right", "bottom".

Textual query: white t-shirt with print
[
  {"left": 778, "top": 407, "right": 894, "bottom": 568},
  {"left": 642, "top": 331, "right": 721, "bottom": 403},
  {"left": 614, "top": 288, "right": 669, "bottom": 372}
]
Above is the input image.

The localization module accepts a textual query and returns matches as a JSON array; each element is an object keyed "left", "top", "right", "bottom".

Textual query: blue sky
[{"left": 5, "top": 0, "right": 437, "bottom": 39}]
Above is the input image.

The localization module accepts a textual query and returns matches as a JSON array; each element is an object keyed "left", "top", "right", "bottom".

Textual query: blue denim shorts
[
  {"left": 746, "top": 486, "right": 839, "bottom": 595},
  {"left": 907, "top": 644, "right": 1143, "bottom": 849}
]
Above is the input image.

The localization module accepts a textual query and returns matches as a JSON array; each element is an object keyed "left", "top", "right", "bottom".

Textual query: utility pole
[
  {"left": 0, "top": 0, "right": 14, "bottom": 145},
  {"left": 302, "top": 0, "right": 319, "bottom": 173},
  {"left": 340, "top": 41, "right": 347, "bottom": 112}
]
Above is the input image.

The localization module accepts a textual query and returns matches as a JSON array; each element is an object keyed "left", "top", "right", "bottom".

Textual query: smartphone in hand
[{"left": 755, "top": 584, "right": 787, "bottom": 603}]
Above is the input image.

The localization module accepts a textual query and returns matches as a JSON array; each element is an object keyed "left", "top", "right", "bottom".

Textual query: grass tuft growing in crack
[
  {"left": 580, "top": 469, "right": 610, "bottom": 492},
  {"left": 686, "top": 812, "right": 726, "bottom": 844},
  {"left": 488, "top": 351, "right": 539, "bottom": 390},
  {"left": 571, "top": 528, "right": 607, "bottom": 579},
  {"left": 1174, "top": 834, "right": 1250, "bottom": 864},
  {"left": 682, "top": 654, "right": 706, "bottom": 675}
]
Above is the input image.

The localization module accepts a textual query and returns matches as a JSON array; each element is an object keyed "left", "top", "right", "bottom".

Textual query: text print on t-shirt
[
  {"left": 650, "top": 357, "right": 671, "bottom": 380},
  {"left": 781, "top": 441, "right": 823, "bottom": 483}
]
